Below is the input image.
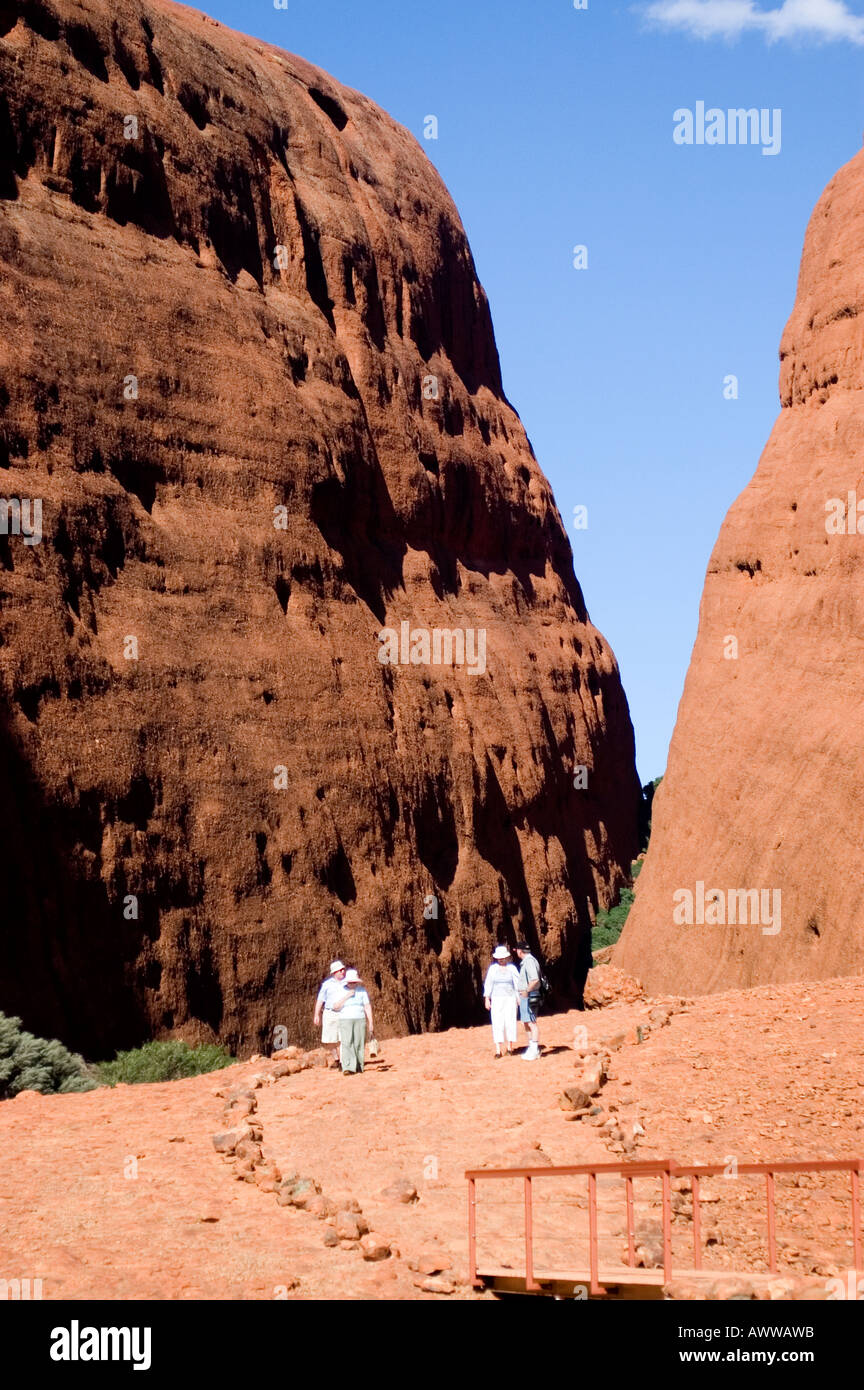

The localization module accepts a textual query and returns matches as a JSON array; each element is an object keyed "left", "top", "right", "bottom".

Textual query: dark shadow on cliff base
[{"left": 0, "top": 697, "right": 152, "bottom": 1058}]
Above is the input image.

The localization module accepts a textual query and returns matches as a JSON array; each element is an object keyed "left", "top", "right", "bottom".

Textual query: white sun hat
[
  {"left": 492, "top": 945, "right": 512, "bottom": 960},
  {"left": 329, "top": 960, "right": 346, "bottom": 974},
  {"left": 344, "top": 968, "right": 362, "bottom": 983}
]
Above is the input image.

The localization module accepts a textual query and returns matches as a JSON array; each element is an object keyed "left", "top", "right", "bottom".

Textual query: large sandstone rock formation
[
  {"left": 0, "top": 0, "right": 640, "bottom": 1055},
  {"left": 617, "top": 146, "right": 864, "bottom": 995}
]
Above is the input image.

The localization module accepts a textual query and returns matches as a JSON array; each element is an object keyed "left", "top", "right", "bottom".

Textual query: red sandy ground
[{"left": 1, "top": 971, "right": 862, "bottom": 1300}]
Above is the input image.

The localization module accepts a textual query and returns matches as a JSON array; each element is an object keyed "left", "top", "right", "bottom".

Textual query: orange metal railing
[{"left": 465, "top": 1158, "right": 864, "bottom": 1295}]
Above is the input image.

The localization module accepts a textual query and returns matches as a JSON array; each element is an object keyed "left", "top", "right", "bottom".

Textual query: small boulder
[
  {"left": 304, "top": 1048, "right": 331, "bottom": 1069},
  {"left": 636, "top": 1240, "right": 664, "bottom": 1269},
  {"left": 211, "top": 1127, "right": 251, "bottom": 1154},
  {"left": 291, "top": 1179, "right": 323, "bottom": 1210},
  {"left": 632, "top": 1221, "right": 664, "bottom": 1269},
  {"left": 420, "top": 1277, "right": 455, "bottom": 1295},
  {"left": 663, "top": 1277, "right": 705, "bottom": 1300},
  {"left": 234, "top": 1139, "right": 263, "bottom": 1165},
  {"left": 624, "top": 1025, "right": 647, "bottom": 1046},
  {"left": 515, "top": 1149, "right": 553, "bottom": 1168},
  {"left": 331, "top": 1195, "right": 362, "bottom": 1214},
  {"left": 224, "top": 1096, "right": 256, "bottom": 1119},
  {"left": 579, "top": 1057, "right": 606, "bottom": 1095},
  {"left": 225, "top": 1088, "right": 257, "bottom": 1104},
  {"left": 764, "top": 1278, "right": 799, "bottom": 1301},
  {"left": 559, "top": 1086, "right": 592, "bottom": 1112},
  {"left": 411, "top": 1252, "right": 449, "bottom": 1276},
  {"left": 305, "top": 1195, "right": 337, "bottom": 1220},
  {"left": 359, "top": 1233, "right": 391, "bottom": 1262},
  {"left": 707, "top": 1277, "right": 757, "bottom": 1301},
  {"left": 276, "top": 1174, "right": 320, "bottom": 1207},
  {"left": 380, "top": 1179, "right": 419, "bottom": 1204},
  {"left": 336, "top": 1211, "right": 369, "bottom": 1241},
  {"left": 254, "top": 1162, "right": 281, "bottom": 1193}
]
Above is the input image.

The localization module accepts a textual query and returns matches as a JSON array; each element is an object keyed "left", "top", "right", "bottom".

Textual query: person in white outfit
[
  {"left": 483, "top": 945, "right": 521, "bottom": 1057},
  {"left": 313, "top": 960, "right": 347, "bottom": 1064}
]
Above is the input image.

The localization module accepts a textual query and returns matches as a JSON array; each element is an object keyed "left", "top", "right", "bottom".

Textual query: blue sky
[{"left": 199, "top": 0, "right": 863, "bottom": 779}]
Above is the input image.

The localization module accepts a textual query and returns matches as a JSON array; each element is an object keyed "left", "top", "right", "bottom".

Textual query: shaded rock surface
[
  {"left": 0, "top": 0, "right": 639, "bottom": 1054},
  {"left": 617, "top": 146, "right": 864, "bottom": 995}
]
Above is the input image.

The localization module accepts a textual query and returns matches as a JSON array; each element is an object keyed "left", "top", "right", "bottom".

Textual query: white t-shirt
[
  {"left": 316, "top": 977, "right": 344, "bottom": 1010},
  {"left": 518, "top": 954, "right": 540, "bottom": 993},
  {"left": 483, "top": 963, "right": 521, "bottom": 999}
]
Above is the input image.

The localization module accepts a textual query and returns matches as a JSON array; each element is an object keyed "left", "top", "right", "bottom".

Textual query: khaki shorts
[{"left": 321, "top": 1008, "right": 340, "bottom": 1045}]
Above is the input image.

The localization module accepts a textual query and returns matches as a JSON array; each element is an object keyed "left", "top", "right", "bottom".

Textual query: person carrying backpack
[{"left": 515, "top": 941, "right": 547, "bottom": 1060}]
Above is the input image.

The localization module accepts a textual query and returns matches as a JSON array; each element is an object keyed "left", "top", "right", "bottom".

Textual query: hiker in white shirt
[
  {"left": 483, "top": 945, "right": 521, "bottom": 1057},
  {"left": 313, "top": 960, "right": 347, "bottom": 1064}
]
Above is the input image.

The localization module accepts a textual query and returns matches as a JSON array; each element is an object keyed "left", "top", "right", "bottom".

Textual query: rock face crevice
[
  {"left": 0, "top": 0, "right": 640, "bottom": 1055},
  {"left": 617, "top": 146, "right": 864, "bottom": 995}
]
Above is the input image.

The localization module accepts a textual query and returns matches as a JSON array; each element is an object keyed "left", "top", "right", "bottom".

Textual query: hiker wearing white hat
[
  {"left": 330, "top": 968, "right": 374, "bottom": 1074},
  {"left": 482, "top": 946, "right": 521, "bottom": 1057},
  {"left": 313, "top": 960, "right": 347, "bottom": 1064}
]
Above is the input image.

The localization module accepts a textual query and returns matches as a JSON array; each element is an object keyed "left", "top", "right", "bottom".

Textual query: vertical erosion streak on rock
[
  {"left": 616, "top": 146, "right": 864, "bottom": 996},
  {"left": 0, "top": 0, "right": 640, "bottom": 1056}
]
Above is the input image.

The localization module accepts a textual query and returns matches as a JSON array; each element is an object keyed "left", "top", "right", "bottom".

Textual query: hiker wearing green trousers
[{"left": 331, "top": 968, "right": 373, "bottom": 1073}]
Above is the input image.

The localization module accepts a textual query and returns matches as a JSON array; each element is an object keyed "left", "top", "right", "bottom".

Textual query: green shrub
[
  {"left": 593, "top": 858, "right": 644, "bottom": 950},
  {"left": 640, "top": 775, "right": 664, "bottom": 851},
  {"left": 0, "top": 1012, "right": 98, "bottom": 1098},
  {"left": 97, "top": 1040, "right": 235, "bottom": 1086},
  {"left": 595, "top": 774, "right": 663, "bottom": 950}
]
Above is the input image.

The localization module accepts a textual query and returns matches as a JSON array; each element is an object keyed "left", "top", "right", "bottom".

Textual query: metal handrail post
[
  {"left": 691, "top": 1173, "right": 702, "bottom": 1269},
  {"left": 661, "top": 1165, "right": 673, "bottom": 1284},
  {"left": 524, "top": 1176, "right": 539, "bottom": 1291},
  {"left": 588, "top": 1170, "right": 602, "bottom": 1295},
  {"left": 625, "top": 1174, "right": 636, "bottom": 1266},
  {"left": 766, "top": 1171, "right": 778, "bottom": 1273},
  {"left": 468, "top": 1176, "right": 480, "bottom": 1287}
]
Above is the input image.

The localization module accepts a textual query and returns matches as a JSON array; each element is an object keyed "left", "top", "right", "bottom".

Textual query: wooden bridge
[{"left": 466, "top": 1157, "right": 864, "bottom": 1298}]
